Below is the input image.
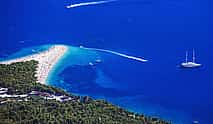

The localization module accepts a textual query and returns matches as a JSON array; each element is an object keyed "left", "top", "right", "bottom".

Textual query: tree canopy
[{"left": 0, "top": 60, "right": 171, "bottom": 124}]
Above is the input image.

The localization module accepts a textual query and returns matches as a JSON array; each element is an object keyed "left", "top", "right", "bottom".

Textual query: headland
[{"left": 0, "top": 45, "right": 68, "bottom": 84}]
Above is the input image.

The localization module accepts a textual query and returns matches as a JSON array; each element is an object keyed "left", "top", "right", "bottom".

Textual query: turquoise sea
[{"left": 1, "top": 0, "right": 213, "bottom": 123}]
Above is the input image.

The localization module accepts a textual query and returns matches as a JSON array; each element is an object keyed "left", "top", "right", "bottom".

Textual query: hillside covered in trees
[{"left": 0, "top": 60, "right": 171, "bottom": 124}]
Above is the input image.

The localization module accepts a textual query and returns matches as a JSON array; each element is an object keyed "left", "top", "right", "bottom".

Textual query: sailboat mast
[
  {"left": 186, "top": 51, "right": 188, "bottom": 63},
  {"left": 193, "top": 49, "right": 195, "bottom": 63}
]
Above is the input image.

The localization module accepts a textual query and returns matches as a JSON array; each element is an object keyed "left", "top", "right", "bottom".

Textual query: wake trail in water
[
  {"left": 66, "top": 0, "right": 117, "bottom": 9},
  {"left": 80, "top": 46, "right": 148, "bottom": 62}
]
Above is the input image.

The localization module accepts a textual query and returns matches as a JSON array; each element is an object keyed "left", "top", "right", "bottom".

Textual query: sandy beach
[{"left": 0, "top": 45, "right": 68, "bottom": 84}]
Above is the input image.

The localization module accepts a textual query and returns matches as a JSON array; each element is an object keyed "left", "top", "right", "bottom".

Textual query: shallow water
[
  {"left": 1, "top": 0, "right": 213, "bottom": 123},
  {"left": 2, "top": 44, "right": 212, "bottom": 123}
]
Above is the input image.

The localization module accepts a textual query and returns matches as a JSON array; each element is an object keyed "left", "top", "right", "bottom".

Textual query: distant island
[{"left": 0, "top": 45, "right": 170, "bottom": 124}]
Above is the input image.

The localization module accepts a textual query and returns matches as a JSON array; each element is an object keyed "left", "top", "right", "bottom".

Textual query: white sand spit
[{"left": 0, "top": 45, "right": 68, "bottom": 84}]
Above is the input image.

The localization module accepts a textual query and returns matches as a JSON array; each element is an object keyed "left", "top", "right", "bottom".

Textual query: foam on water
[
  {"left": 80, "top": 46, "right": 148, "bottom": 62},
  {"left": 66, "top": 0, "right": 118, "bottom": 9},
  {"left": 0, "top": 44, "right": 206, "bottom": 124}
]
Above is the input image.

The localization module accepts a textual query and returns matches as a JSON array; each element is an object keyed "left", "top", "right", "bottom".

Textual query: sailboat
[{"left": 181, "top": 50, "right": 201, "bottom": 68}]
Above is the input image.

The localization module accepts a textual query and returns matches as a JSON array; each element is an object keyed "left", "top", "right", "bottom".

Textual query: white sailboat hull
[{"left": 181, "top": 62, "right": 201, "bottom": 68}]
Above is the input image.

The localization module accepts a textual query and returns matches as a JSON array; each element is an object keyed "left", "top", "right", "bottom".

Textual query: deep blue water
[{"left": 1, "top": 0, "right": 213, "bottom": 123}]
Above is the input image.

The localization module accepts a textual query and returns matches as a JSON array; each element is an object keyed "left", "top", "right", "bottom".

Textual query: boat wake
[
  {"left": 66, "top": 0, "right": 117, "bottom": 9},
  {"left": 80, "top": 46, "right": 148, "bottom": 63}
]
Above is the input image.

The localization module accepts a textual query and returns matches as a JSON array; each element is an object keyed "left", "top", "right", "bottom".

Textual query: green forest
[{"left": 0, "top": 60, "right": 171, "bottom": 124}]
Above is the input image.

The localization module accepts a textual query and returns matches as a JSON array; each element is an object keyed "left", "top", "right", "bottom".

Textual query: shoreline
[
  {"left": 0, "top": 45, "right": 68, "bottom": 84},
  {"left": 46, "top": 46, "right": 71, "bottom": 85}
]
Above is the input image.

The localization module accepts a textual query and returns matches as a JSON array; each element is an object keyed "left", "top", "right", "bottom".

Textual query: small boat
[
  {"left": 79, "top": 45, "right": 84, "bottom": 48},
  {"left": 32, "top": 49, "right": 36, "bottom": 52},
  {"left": 95, "top": 59, "right": 102, "bottom": 63},
  {"left": 89, "top": 62, "right": 94, "bottom": 66},
  {"left": 181, "top": 50, "right": 201, "bottom": 68},
  {"left": 192, "top": 120, "right": 199, "bottom": 124}
]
